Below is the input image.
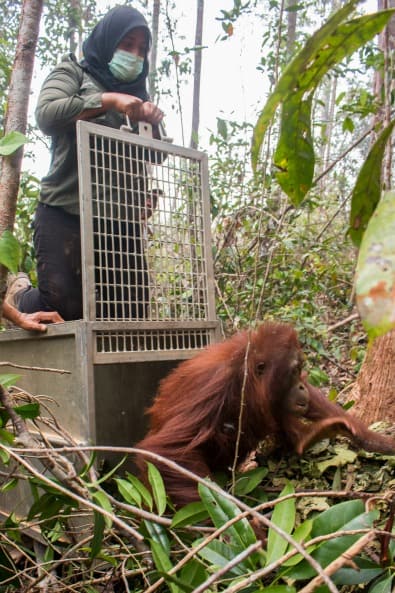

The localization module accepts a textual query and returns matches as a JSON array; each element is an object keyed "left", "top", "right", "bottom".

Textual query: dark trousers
[
  {"left": 18, "top": 202, "right": 148, "bottom": 321},
  {"left": 18, "top": 202, "right": 83, "bottom": 320}
]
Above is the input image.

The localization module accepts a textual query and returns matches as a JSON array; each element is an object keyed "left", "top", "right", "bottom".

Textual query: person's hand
[
  {"left": 137, "top": 101, "right": 164, "bottom": 125},
  {"left": 102, "top": 92, "right": 144, "bottom": 121},
  {"left": 102, "top": 93, "right": 164, "bottom": 125},
  {"left": 15, "top": 311, "right": 64, "bottom": 332}
]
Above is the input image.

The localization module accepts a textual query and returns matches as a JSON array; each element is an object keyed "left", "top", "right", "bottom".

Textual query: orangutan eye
[{"left": 256, "top": 362, "right": 266, "bottom": 375}]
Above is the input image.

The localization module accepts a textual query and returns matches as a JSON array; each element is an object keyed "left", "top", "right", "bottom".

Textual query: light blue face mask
[{"left": 108, "top": 49, "right": 144, "bottom": 82}]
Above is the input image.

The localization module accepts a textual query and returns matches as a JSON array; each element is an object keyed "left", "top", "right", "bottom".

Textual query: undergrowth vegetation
[
  {"left": 209, "top": 120, "right": 364, "bottom": 397},
  {"left": 1, "top": 1, "right": 395, "bottom": 590},
  {"left": 0, "top": 400, "right": 394, "bottom": 592}
]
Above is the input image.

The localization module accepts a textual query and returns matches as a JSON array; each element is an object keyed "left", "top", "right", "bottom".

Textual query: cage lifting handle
[{"left": 121, "top": 115, "right": 173, "bottom": 143}]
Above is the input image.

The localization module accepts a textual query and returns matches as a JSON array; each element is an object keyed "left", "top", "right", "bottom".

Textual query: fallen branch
[
  {"left": 0, "top": 384, "right": 85, "bottom": 496},
  {"left": 14, "top": 444, "right": 341, "bottom": 593},
  {"left": 298, "top": 531, "right": 375, "bottom": 593},
  {"left": 193, "top": 541, "right": 263, "bottom": 593},
  {"left": 327, "top": 313, "right": 359, "bottom": 333},
  {"left": 1, "top": 445, "right": 144, "bottom": 544},
  {"left": 0, "top": 361, "right": 71, "bottom": 374}
]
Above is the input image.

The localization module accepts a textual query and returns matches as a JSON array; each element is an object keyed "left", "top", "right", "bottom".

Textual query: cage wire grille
[
  {"left": 77, "top": 121, "right": 218, "bottom": 357},
  {"left": 95, "top": 328, "right": 213, "bottom": 355}
]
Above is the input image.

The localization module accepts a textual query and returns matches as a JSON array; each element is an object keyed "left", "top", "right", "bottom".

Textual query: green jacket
[{"left": 36, "top": 54, "right": 134, "bottom": 216}]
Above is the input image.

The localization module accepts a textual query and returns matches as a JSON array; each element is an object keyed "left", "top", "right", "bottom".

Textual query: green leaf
[
  {"left": 91, "top": 509, "right": 105, "bottom": 560},
  {"left": 92, "top": 490, "right": 113, "bottom": 529},
  {"left": 180, "top": 559, "right": 207, "bottom": 589},
  {"left": 156, "top": 571, "right": 194, "bottom": 593},
  {"left": 94, "top": 552, "right": 118, "bottom": 567},
  {"left": 217, "top": 117, "right": 228, "bottom": 140},
  {"left": 144, "top": 520, "right": 170, "bottom": 555},
  {"left": 349, "top": 121, "right": 395, "bottom": 247},
  {"left": 79, "top": 452, "right": 96, "bottom": 478},
  {"left": 147, "top": 462, "right": 167, "bottom": 515},
  {"left": 0, "top": 374, "right": 21, "bottom": 388},
  {"left": 357, "top": 571, "right": 392, "bottom": 592},
  {"left": 125, "top": 471, "right": 153, "bottom": 510},
  {"left": 199, "top": 483, "right": 257, "bottom": 552},
  {"left": 28, "top": 492, "right": 68, "bottom": 522},
  {"left": 332, "top": 557, "right": 384, "bottom": 585},
  {"left": 342, "top": 115, "right": 355, "bottom": 133},
  {"left": 0, "top": 131, "right": 28, "bottom": 156},
  {"left": 311, "top": 499, "right": 364, "bottom": 537},
  {"left": 252, "top": 0, "right": 361, "bottom": 167},
  {"left": 150, "top": 539, "right": 181, "bottom": 593},
  {"left": 0, "top": 478, "right": 18, "bottom": 492},
  {"left": 355, "top": 190, "right": 395, "bottom": 338},
  {"left": 266, "top": 482, "right": 296, "bottom": 566},
  {"left": 13, "top": 403, "right": 40, "bottom": 420},
  {"left": 0, "top": 231, "right": 22, "bottom": 274},
  {"left": 115, "top": 477, "right": 141, "bottom": 507},
  {"left": 233, "top": 466, "right": 268, "bottom": 496},
  {"left": 88, "top": 455, "right": 127, "bottom": 486},
  {"left": 0, "top": 447, "right": 10, "bottom": 463},
  {"left": 288, "top": 509, "right": 379, "bottom": 580},
  {"left": 283, "top": 519, "right": 314, "bottom": 566},
  {"left": 90, "top": 491, "right": 113, "bottom": 560},
  {"left": 171, "top": 501, "right": 209, "bottom": 528},
  {"left": 195, "top": 538, "right": 246, "bottom": 576},
  {"left": 252, "top": 4, "right": 395, "bottom": 178},
  {"left": 0, "top": 429, "right": 15, "bottom": 446},
  {"left": 274, "top": 91, "right": 314, "bottom": 205}
]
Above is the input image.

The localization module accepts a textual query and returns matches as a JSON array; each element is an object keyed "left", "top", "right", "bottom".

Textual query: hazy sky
[
  {"left": 25, "top": 0, "right": 378, "bottom": 178},
  {"left": 26, "top": 1, "right": 264, "bottom": 177}
]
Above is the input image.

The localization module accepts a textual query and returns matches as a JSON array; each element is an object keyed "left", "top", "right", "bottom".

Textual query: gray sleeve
[{"left": 35, "top": 62, "right": 103, "bottom": 135}]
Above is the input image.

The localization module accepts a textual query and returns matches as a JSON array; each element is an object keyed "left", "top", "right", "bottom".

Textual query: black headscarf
[{"left": 81, "top": 5, "right": 151, "bottom": 99}]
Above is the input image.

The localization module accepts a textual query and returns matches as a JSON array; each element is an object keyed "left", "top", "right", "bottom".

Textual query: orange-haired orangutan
[{"left": 135, "top": 322, "right": 395, "bottom": 506}]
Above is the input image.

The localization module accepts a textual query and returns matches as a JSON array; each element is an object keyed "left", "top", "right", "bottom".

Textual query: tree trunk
[
  {"left": 0, "top": 0, "right": 43, "bottom": 306},
  {"left": 373, "top": 0, "right": 395, "bottom": 187},
  {"left": 286, "top": 0, "right": 297, "bottom": 57},
  {"left": 349, "top": 0, "right": 395, "bottom": 425},
  {"left": 189, "top": 0, "right": 204, "bottom": 149},
  {"left": 348, "top": 331, "right": 395, "bottom": 423},
  {"left": 149, "top": 0, "right": 161, "bottom": 101},
  {"left": 68, "top": 0, "right": 80, "bottom": 55}
]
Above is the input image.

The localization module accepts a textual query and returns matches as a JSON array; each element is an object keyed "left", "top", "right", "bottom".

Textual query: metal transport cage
[
  {"left": 0, "top": 122, "right": 220, "bottom": 504},
  {"left": 77, "top": 120, "right": 219, "bottom": 361}
]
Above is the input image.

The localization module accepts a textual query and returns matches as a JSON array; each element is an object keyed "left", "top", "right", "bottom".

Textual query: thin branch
[
  {"left": 13, "top": 444, "right": 342, "bottom": 592},
  {"left": 2, "top": 446, "right": 144, "bottom": 543},
  {"left": 313, "top": 123, "right": 374, "bottom": 186},
  {"left": 327, "top": 313, "right": 359, "bottom": 332},
  {"left": 0, "top": 361, "right": 71, "bottom": 374},
  {"left": 0, "top": 384, "right": 86, "bottom": 494},
  {"left": 164, "top": 0, "right": 185, "bottom": 144},
  {"left": 0, "top": 383, "right": 33, "bottom": 445},
  {"left": 254, "top": 200, "right": 291, "bottom": 320},
  {"left": 231, "top": 333, "right": 251, "bottom": 489},
  {"left": 298, "top": 531, "right": 375, "bottom": 593},
  {"left": 193, "top": 541, "right": 262, "bottom": 593}
]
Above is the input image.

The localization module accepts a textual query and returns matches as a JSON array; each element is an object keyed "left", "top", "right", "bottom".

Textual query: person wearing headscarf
[{"left": 14, "top": 5, "right": 163, "bottom": 322}]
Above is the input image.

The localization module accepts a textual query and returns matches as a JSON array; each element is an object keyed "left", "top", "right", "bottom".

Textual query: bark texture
[
  {"left": 149, "top": 0, "right": 160, "bottom": 101},
  {"left": 348, "top": 330, "right": 395, "bottom": 424},
  {"left": 190, "top": 0, "right": 204, "bottom": 149},
  {"left": 0, "top": 0, "right": 43, "bottom": 305},
  {"left": 350, "top": 0, "right": 395, "bottom": 425}
]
